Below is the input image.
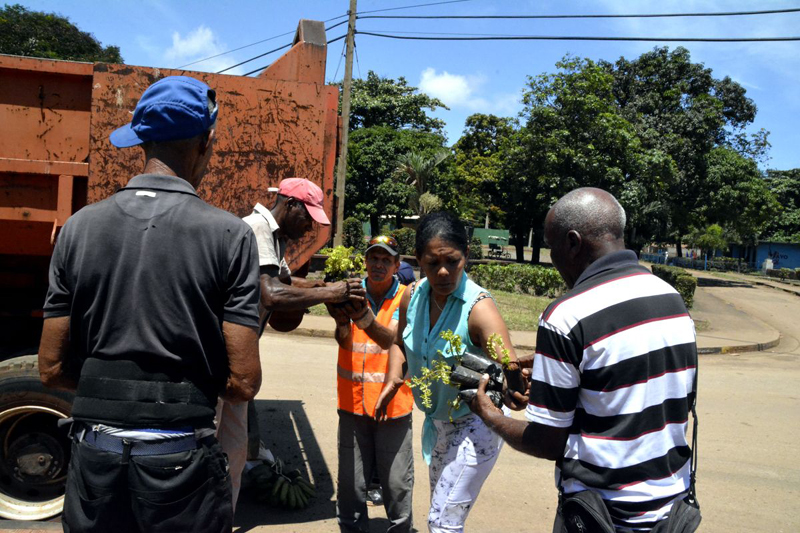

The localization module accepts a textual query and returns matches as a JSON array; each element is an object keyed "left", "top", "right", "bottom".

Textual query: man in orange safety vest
[{"left": 326, "top": 234, "right": 415, "bottom": 533}]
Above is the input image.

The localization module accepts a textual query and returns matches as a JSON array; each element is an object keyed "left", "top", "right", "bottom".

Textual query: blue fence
[{"left": 640, "top": 253, "right": 756, "bottom": 272}]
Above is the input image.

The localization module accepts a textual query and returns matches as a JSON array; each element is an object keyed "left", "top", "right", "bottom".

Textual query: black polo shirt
[{"left": 44, "top": 174, "right": 260, "bottom": 393}]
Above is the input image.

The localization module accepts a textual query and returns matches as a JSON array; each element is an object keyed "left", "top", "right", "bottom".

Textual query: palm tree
[{"left": 394, "top": 149, "right": 450, "bottom": 215}]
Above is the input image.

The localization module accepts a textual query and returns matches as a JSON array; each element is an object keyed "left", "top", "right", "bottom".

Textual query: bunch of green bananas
[{"left": 248, "top": 459, "right": 316, "bottom": 509}]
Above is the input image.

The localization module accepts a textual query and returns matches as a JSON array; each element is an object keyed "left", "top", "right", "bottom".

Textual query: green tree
[
  {"left": 394, "top": 149, "right": 450, "bottom": 215},
  {"left": 0, "top": 4, "right": 123, "bottom": 62},
  {"left": 451, "top": 114, "right": 516, "bottom": 227},
  {"left": 347, "top": 126, "right": 447, "bottom": 234},
  {"left": 762, "top": 169, "right": 800, "bottom": 243},
  {"left": 501, "top": 56, "right": 675, "bottom": 262},
  {"left": 701, "top": 148, "right": 778, "bottom": 247},
  {"left": 687, "top": 224, "right": 728, "bottom": 256},
  {"left": 602, "top": 47, "right": 766, "bottom": 255},
  {"left": 342, "top": 71, "right": 448, "bottom": 132},
  {"left": 343, "top": 72, "right": 451, "bottom": 233}
]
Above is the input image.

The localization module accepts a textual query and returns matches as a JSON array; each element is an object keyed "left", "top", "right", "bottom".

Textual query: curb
[
  {"left": 744, "top": 279, "right": 800, "bottom": 298},
  {"left": 697, "top": 335, "right": 781, "bottom": 355},
  {"left": 266, "top": 325, "right": 539, "bottom": 351},
  {"left": 268, "top": 327, "right": 780, "bottom": 355}
]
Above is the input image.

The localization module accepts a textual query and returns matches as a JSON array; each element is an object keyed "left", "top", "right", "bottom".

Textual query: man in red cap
[{"left": 216, "top": 177, "right": 366, "bottom": 509}]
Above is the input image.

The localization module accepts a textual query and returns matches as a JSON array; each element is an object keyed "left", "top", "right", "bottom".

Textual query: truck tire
[{"left": 0, "top": 355, "right": 73, "bottom": 520}]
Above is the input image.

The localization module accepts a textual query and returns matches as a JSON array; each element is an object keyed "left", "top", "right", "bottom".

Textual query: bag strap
[{"left": 688, "top": 352, "right": 699, "bottom": 505}]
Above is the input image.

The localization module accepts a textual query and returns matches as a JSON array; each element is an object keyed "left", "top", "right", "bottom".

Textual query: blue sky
[{"left": 17, "top": 0, "right": 800, "bottom": 170}]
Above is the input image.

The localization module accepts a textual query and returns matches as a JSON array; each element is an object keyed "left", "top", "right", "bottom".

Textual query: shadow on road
[
  {"left": 696, "top": 277, "right": 753, "bottom": 288},
  {"left": 235, "top": 399, "right": 335, "bottom": 531}
]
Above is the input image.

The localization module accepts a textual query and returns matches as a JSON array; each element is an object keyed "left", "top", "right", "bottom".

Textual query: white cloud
[
  {"left": 162, "top": 25, "right": 241, "bottom": 74},
  {"left": 419, "top": 67, "right": 519, "bottom": 114}
]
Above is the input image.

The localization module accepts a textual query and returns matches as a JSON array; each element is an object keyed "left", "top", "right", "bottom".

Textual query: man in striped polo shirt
[{"left": 470, "top": 188, "right": 699, "bottom": 531}]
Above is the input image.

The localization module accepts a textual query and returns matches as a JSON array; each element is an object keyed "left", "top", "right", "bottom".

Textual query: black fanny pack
[
  {"left": 558, "top": 489, "right": 615, "bottom": 533},
  {"left": 557, "top": 490, "right": 701, "bottom": 533}
]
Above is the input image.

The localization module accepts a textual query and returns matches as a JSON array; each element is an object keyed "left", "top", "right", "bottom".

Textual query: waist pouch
[
  {"left": 559, "top": 490, "right": 615, "bottom": 533},
  {"left": 651, "top": 497, "right": 702, "bottom": 533},
  {"left": 558, "top": 491, "right": 702, "bottom": 533}
]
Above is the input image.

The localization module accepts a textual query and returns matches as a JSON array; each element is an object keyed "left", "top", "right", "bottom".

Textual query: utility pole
[{"left": 333, "top": 0, "right": 357, "bottom": 246}]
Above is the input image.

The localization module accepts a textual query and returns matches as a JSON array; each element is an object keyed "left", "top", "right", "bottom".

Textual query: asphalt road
[{"left": 235, "top": 276, "right": 800, "bottom": 533}]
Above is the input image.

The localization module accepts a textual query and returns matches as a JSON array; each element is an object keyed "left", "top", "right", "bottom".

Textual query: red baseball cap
[{"left": 278, "top": 178, "right": 330, "bottom": 225}]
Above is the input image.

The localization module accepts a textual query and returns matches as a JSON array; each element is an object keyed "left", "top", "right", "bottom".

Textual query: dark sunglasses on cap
[{"left": 368, "top": 235, "right": 398, "bottom": 251}]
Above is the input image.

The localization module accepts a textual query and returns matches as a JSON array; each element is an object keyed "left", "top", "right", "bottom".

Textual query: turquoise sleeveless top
[{"left": 403, "top": 270, "right": 488, "bottom": 464}]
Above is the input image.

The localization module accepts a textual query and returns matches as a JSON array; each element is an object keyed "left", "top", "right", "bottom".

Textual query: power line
[
  {"left": 357, "top": 0, "right": 472, "bottom": 16},
  {"left": 178, "top": 31, "right": 294, "bottom": 69},
  {"left": 358, "top": 7, "right": 800, "bottom": 20},
  {"left": 217, "top": 43, "right": 292, "bottom": 74},
  {"left": 354, "top": 38, "right": 363, "bottom": 79},
  {"left": 217, "top": 19, "right": 350, "bottom": 74},
  {"left": 243, "top": 34, "right": 347, "bottom": 77},
  {"left": 178, "top": 14, "right": 347, "bottom": 69},
  {"left": 357, "top": 31, "right": 800, "bottom": 43},
  {"left": 331, "top": 36, "right": 347, "bottom": 82}
]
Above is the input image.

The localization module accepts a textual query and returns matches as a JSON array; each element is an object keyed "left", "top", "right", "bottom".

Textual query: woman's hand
[{"left": 374, "top": 377, "right": 405, "bottom": 421}]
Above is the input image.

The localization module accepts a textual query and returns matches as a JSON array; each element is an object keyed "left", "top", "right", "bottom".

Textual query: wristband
[{"left": 354, "top": 308, "right": 375, "bottom": 330}]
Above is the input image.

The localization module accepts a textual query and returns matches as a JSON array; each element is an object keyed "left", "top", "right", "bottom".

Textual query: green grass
[
  {"left": 308, "top": 303, "right": 328, "bottom": 316},
  {"left": 492, "top": 290, "right": 552, "bottom": 331},
  {"left": 308, "top": 289, "right": 552, "bottom": 331}
]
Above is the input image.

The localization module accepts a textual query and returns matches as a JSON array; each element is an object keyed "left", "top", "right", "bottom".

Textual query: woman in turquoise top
[{"left": 375, "top": 212, "right": 527, "bottom": 533}]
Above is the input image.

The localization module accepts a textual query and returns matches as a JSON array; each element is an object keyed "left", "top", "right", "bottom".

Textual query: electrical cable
[
  {"left": 331, "top": 36, "right": 347, "bottom": 82},
  {"left": 243, "top": 34, "right": 347, "bottom": 77},
  {"left": 358, "top": 7, "right": 800, "bottom": 20},
  {"left": 354, "top": 38, "right": 363, "bottom": 79},
  {"left": 217, "top": 43, "right": 292, "bottom": 74},
  {"left": 217, "top": 20, "right": 350, "bottom": 74},
  {"left": 178, "top": 31, "right": 294, "bottom": 69},
  {"left": 357, "top": 31, "right": 800, "bottom": 43},
  {"left": 178, "top": 14, "right": 348, "bottom": 69},
  {"left": 357, "top": 0, "right": 473, "bottom": 16}
]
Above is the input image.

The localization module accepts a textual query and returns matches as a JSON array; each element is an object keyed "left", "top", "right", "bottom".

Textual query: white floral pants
[{"left": 427, "top": 410, "right": 507, "bottom": 532}]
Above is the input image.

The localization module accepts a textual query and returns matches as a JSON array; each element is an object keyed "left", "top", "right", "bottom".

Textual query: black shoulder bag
[{"left": 557, "top": 359, "right": 701, "bottom": 533}]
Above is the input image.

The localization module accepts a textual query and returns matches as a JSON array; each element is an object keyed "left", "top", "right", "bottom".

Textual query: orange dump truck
[{"left": 0, "top": 20, "right": 339, "bottom": 520}]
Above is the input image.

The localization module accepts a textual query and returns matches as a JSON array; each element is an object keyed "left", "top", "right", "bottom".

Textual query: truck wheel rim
[{"left": 0, "top": 405, "right": 69, "bottom": 521}]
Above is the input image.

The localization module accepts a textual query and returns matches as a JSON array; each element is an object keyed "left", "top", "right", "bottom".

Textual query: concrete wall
[{"left": 756, "top": 242, "right": 800, "bottom": 269}]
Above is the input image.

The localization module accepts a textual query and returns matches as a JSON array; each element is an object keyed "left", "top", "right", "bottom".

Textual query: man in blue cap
[{"left": 38, "top": 76, "right": 261, "bottom": 532}]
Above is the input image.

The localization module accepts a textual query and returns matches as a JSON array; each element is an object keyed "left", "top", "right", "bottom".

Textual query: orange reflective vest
[{"left": 337, "top": 284, "right": 413, "bottom": 419}]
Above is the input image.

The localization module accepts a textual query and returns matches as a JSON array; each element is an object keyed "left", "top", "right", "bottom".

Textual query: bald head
[
  {"left": 545, "top": 188, "right": 626, "bottom": 288},
  {"left": 548, "top": 188, "right": 626, "bottom": 243}
]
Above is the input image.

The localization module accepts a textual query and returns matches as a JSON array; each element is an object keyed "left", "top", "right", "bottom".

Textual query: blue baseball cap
[{"left": 109, "top": 76, "right": 218, "bottom": 148}]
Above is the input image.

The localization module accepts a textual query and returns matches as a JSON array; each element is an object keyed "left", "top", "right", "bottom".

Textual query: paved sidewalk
[{"left": 267, "top": 276, "right": 781, "bottom": 355}]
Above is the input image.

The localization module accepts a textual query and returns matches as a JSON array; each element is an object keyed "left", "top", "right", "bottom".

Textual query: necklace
[{"left": 432, "top": 296, "right": 446, "bottom": 311}]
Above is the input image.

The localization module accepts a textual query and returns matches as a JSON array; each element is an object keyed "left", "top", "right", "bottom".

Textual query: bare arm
[
  {"left": 38, "top": 316, "right": 78, "bottom": 392},
  {"left": 325, "top": 302, "right": 354, "bottom": 349},
  {"left": 221, "top": 321, "right": 262, "bottom": 403},
  {"left": 290, "top": 276, "right": 327, "bottom": 289},
  {"left": 345, "top": 299, "right": 397, "bottom": 350},
  {"left": 363, "top": 317, "right": 398, "bottom": 351},
  {"left": 467, "top": 293, "right": 518, "bottom": 364},
  {"left": 260, "top": 270, "right": 364, "bottom": 311},
  {"left": 471, "top": 375, "right": 569, "bottom": 460}
]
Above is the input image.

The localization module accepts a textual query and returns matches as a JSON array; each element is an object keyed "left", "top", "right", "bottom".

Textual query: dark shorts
[{"left": 63, "top": 435, "right": 232, "bottom": 533}]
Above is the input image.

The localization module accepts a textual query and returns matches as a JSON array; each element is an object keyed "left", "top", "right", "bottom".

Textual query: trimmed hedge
[
  {"left": 766, "top": 268, "right": 797, "bottom": 281},
  {"left": 343, "top": 217, "right": 366, "bottom": 253},
  {"left": 651, "top": 264, "right": 697, "bottom": 309},
  {"left": 389, "top": 227, "right": 416, "bottom": 255},
  {"left": 469, "top": 236, "right": 484, "bottom": 260},
  {"left": 469, "top": 263, "right": 565, "bottom": 298}
]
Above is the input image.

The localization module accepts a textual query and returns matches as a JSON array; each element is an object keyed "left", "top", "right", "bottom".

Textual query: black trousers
[{"left": 63, "top": 436, "right": 232, "bottom": 533}]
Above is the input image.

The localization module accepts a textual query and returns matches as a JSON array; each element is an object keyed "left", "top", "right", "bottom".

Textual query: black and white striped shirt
[{"left": 526, "top": 251, "right": 697, "bottom": 530}]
